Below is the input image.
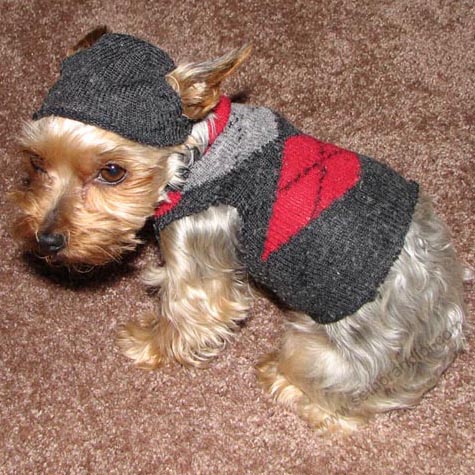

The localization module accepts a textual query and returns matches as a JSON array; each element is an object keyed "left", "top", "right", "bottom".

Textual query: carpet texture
[{"left": 1, "top": 1, "right": 474, "bottom": 474}]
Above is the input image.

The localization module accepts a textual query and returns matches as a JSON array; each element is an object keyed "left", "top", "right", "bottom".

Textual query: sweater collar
[{"left": 153, "top": 96, "right": 232, "bottom": 219}]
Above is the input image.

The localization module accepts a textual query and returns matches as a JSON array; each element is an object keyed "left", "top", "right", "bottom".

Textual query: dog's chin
[{"left": 28, "top": 245, "right": 119, "bottom": 269}]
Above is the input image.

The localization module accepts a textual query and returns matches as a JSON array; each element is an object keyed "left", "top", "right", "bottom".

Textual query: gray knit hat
[{"left": 33, "top": 33, "right": 194, "bottom": 147}]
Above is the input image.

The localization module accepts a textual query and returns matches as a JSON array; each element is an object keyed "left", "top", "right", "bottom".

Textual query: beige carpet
[{"left": 1, "top": 1, "right": 474, "bottom": 474}]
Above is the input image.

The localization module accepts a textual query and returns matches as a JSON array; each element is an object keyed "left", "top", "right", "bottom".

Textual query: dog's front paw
[{"left": 116, "top": 314, "right": 165, "bottom": 370}]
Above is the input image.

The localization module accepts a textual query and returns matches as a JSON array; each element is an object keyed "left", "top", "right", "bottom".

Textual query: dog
[{"left": 12, "top": 28, "right": 467, "bottom": 432}]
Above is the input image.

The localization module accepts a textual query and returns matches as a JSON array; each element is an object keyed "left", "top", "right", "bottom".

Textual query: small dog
[{"left": 13, "top": 29, "right": 467, "bottom": 432}]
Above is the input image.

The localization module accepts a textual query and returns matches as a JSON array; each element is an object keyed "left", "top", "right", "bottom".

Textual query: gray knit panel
[{"left": 184, "top": 104, "right": 279, "bottom": 191}]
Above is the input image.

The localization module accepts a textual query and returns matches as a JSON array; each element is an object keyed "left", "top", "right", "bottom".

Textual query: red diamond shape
[{"left": 262, "top": 135, "right": 361, "bottom": 261}]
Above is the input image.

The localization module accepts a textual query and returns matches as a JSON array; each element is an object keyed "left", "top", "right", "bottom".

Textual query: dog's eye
[
  {"left": 29, "top": 155, "right": 46, "bottom": 174},
  {"left": 97, "top": 163, "right": 127, "bottom": 184}
]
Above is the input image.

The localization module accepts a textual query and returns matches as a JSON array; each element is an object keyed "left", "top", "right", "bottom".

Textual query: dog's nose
[{"left": 37, "top": 232, "right": 66, "bottom": 254}]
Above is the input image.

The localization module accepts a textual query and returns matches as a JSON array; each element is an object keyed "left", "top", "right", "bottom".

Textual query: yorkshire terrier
[{"left": 13, "top": 28, "right": 467, "bottom": 432}]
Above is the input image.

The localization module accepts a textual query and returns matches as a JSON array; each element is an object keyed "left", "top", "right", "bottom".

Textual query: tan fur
[
  {"left": 257, "top": 195, "right": 466, "bottom": 432},
  {"left": 117, "top": 206, "right": 252, "bottom": 367},
  {"left": 12, "top": 33, "right": 467, "bottom": 433},
  {"left": 67, "top": 25, "right": 110, "bottom": 56},
  {"left": 12, "top": 117, "right": 194, "bottom": 265},
  {"left": 166, "top": 45, "right": 251, "bottom": 120}
]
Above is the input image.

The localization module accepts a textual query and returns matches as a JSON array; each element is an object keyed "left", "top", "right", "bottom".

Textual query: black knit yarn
[{"left": 33, "top": 34, "right": 194, "bottom": 147}]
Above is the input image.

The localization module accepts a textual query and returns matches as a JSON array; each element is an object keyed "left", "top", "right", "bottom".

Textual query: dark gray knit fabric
[
  {"left": 154, "top": 103, "right": 419, "bottom": 323},
  {"left": 33, "top": 34, "right": 194, "bottom": 147}
]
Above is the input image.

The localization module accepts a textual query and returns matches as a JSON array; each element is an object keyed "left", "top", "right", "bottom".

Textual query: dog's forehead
[{"left": 24, "top": 117, "right": 133, "bottom": 172}]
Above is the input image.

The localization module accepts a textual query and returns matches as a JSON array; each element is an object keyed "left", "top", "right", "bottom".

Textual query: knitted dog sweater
[{"left": 154, "top": 97, "right": 419, "bottom": 323}]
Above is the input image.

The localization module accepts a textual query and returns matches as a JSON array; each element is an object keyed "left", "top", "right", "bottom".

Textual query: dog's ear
[
  {"left": 67, "top": 26, "right": 110, "bottom": 56},
  {"left": 167, "top": 45, "right": 251, "bottom": 120}
]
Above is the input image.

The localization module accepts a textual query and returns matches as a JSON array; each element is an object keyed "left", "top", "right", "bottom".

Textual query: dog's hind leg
[
  {"left": 117, "top": 205, "right": 252, "bottom": 369},
  {"left": 256, "top": 312, "right": 368, "bottom": 434}
]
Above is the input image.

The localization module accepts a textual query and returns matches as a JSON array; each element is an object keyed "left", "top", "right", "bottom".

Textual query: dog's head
[{"left": 12, "top": 28, "right": 250, "bottom": 265}]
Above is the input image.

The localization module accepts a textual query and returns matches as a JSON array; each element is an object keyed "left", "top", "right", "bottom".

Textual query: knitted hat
[{"left": 33, "top": 33, "right": 194, "bottom": 147}]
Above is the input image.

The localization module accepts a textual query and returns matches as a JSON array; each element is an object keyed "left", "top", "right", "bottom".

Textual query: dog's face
[
  {"left": 12, "top": 30, "right": 250, "bottom": 266},
  {"left": 12, "top": 117, "right": 174, "bottom": 265}
]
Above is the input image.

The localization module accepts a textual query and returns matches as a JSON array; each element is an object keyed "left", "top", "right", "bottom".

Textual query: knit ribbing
[{"left": 33, "top": 34, "right": 194, "bottom": 147}]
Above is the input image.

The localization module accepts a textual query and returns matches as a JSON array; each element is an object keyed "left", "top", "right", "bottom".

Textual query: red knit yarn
[
  {"left": 207, "top": 96, "right": 232, "bottom": 148},
  {"left": 262, "top": 135, "right": 360, "bottom": 261},
  {"left": 154, "top": 190, "right": 182, "bottom": 218}
]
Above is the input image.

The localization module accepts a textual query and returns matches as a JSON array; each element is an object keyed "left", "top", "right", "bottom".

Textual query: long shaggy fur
[{"left": 117, "top": 205, "right": 252, "bottom": 367}]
